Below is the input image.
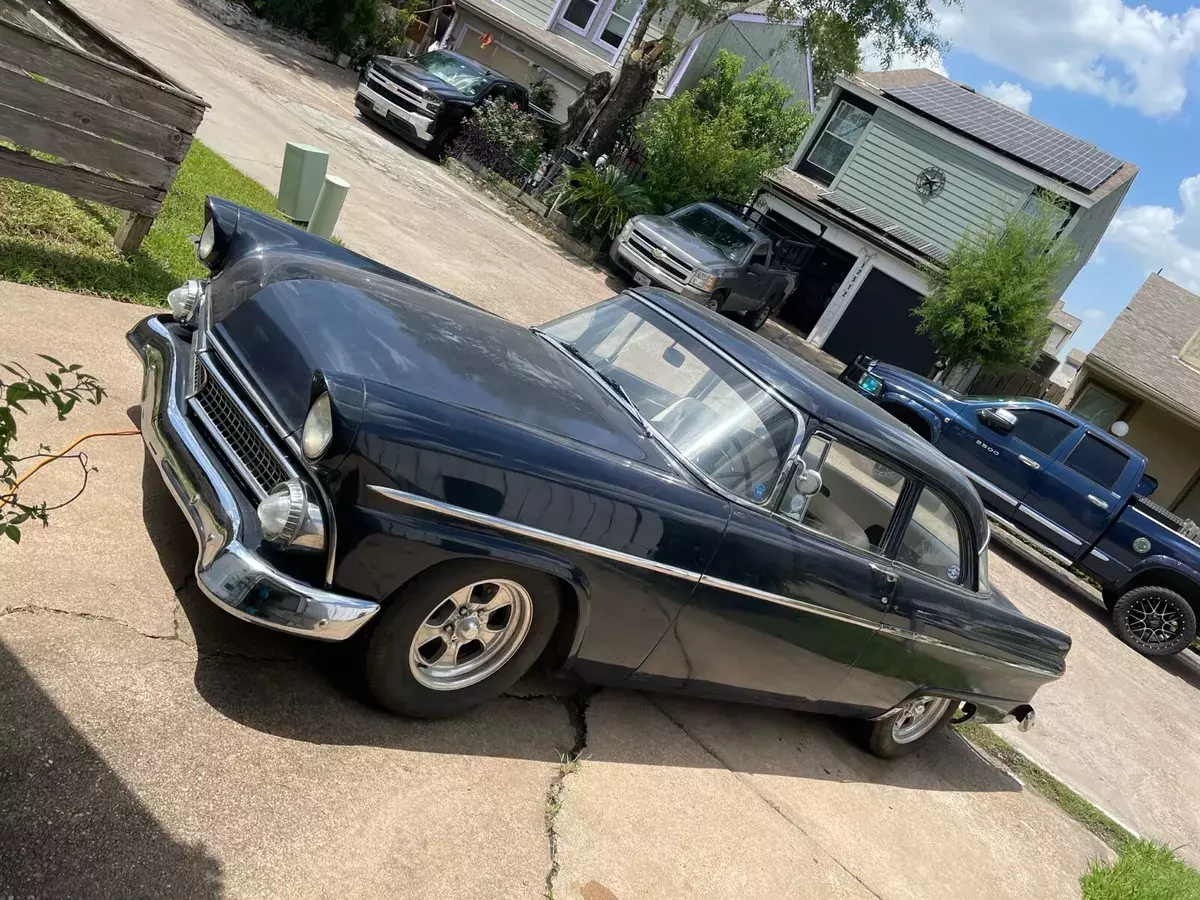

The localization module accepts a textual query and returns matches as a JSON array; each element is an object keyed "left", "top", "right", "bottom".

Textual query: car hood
[
  {"left": 373, "top": 56, "right": 474, "bottom": 101},
  {"left": 207, "top": 252, "right": 650, "bottom": 460},
  {"left": 631, "top": 216, "right": 740, "bottom": 270}
]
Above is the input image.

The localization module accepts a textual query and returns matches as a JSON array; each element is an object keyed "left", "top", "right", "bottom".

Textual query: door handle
[
  {"left": 1018, "top": 455, "right": 1042, "bottom": 470},
  {"left": 870, "top": 563, "right": 898, "bottom": 604},
  {"left": 1087, "top": 494, "right": 1109, "bottom": 510}
]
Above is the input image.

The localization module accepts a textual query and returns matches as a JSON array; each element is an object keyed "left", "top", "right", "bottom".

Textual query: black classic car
[
  {"left": 128, "top": 199, "right": 1070, "bottom": 758},
  {"left": 355, "top": 49, "right": 554, "bottom": 156}
]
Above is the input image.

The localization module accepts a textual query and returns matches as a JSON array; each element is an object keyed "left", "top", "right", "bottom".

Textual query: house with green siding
[
  {"left": 755, "top": 68, "right": 1136, "bottom": 376},
  {"left": 443, "top": 0, "right": 812, "bottom": 122}
]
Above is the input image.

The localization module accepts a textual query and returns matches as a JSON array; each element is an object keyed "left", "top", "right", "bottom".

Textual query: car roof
[{"left": 633, "top": 288, "right": 989, "bottom": 544}]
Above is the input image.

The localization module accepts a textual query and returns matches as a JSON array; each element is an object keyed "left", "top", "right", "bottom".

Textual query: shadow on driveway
[
  {"left": 0, "top": 638, "right": 224, "bottom": 899},
  {"left": 138, "top": 447, "right": 1020, "bottom": 794}
]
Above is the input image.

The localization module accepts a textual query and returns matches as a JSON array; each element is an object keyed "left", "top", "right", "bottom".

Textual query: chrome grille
[
  {"left": 192, "top": 362, "right": 287, "bottom": 498},
  {"left": 367, "top": 70, "right": 434, "bottom": 114},
  {"left": 628, "top": 231, "right": 694, "bottom": 282}
]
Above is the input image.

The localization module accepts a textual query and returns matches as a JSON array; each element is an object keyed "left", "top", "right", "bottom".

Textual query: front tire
[
  {"left": 864, "top": 695, "right": 959, "bottom": 759},
  {"left": 366, "top": 562, "right": 561, "bottom": 718},
  {"left": 703, "top": 289, "right": 728, "bottom": 312},
  {"left": 1111, "top": 585, "right": 1197, "bottom": 657}
]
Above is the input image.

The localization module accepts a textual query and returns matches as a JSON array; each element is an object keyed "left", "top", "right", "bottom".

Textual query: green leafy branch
[{"left": 1, "top": 355, "right": 105, "bottom": 545}]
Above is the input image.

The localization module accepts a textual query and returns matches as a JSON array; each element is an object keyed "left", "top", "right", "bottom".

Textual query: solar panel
[{"left": 883, "top": 81, "right": 1122, "bottom": 192}]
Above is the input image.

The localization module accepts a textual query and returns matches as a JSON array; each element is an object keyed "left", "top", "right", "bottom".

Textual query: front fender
[{"left": 1116, "top": 555, "right": 1200, "bottom": 592}]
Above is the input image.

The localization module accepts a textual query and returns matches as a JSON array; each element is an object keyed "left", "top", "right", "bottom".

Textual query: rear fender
[{"left": 879, "top": 392, "right": 943, "bottom": 442}]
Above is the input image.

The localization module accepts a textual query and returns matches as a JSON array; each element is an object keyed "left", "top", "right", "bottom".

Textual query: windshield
[
  {"left": 542, "top": 296, "right": 798, "bottom": 503},
  {"left": 669, "top": 206, "right": 755, "bottom": 261},
  {"left": 414, "top": 50, "right": 489, "bottom": 96}
]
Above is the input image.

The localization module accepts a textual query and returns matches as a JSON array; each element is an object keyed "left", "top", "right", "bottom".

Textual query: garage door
[{"left": 822, "top": 269, "right": 938, "bottom": 374}]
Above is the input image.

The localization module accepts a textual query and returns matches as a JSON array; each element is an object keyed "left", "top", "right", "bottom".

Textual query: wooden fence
[
  {"left": 967, "top": 368, "right": 1066, "bottom": 404},
  {"left": 0, "top": 0, "right": 207, "bottom": 252}
]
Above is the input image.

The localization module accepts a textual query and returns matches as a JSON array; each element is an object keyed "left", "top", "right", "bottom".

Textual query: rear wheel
[
  {"left": 366, "top": 562, "right": 561, "bottom": 717},
  {"left": 864, "top": 695, "right": 959, "bottom": 759},
  {"left": 746, "top": 296, "right": 778, "bottom": 331},
  {"left": 1111, "top": 585, "right": 1197, "bottom": 657}
]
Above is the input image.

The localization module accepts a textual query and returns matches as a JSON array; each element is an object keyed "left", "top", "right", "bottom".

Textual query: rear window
[{"left": 1064, "top": 434, "right": 1129, "bottom": 490}]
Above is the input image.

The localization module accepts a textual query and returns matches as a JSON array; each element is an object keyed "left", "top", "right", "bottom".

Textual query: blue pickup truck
[{"left": 842, "top": 355, "right": 1200, "bottom": 657}]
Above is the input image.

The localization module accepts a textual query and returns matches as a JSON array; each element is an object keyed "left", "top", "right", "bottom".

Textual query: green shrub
[
  {"left": 470, "top": 97, "right": 545, "bottom": 171},
  {"left": 247, "top": 0, "right": 417, "bottom": 58},
  {"left": 529, "top": 79, "right": 558, "bottom": 114},
  {"left": 550, "top": 164, "right": 652, "bottom": 240},
  {"left": 639, "top": 50, "right": 811, "bottom": 210}
]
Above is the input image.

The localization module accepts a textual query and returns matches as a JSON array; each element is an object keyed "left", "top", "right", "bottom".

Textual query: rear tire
[
  {"left": 864, "top": 696, "right": 959, "bottom": 759},
  {"left": 366, "top": 562, "right": 561, "bottom": 718},
  {"left": 1111, "top": 585, "right": 1197, "bottom": 657},
  {"left": 746, "top": 296, "right": 777, "bottom": 331}
]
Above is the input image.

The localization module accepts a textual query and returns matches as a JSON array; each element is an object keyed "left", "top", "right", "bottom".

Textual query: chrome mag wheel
[
  {"left": 891, "top": 696, "right": 954, "bottom": 744},
  {"left": 408, "top": 579, "right": 534, "bottom": 691},
  {"left": 1125, "top": 594, "right": 1186, "bottom": 646}
]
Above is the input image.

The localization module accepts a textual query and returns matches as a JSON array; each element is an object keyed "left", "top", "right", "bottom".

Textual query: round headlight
[
  {"left": 302, "top": 392, "right": 334, "bottom": 459},
  {"left": 197, "top": 219, "right": 216, "bottom": 262},
  {"left": 166, "top": 279, "right": 204, "bottom": 325}
]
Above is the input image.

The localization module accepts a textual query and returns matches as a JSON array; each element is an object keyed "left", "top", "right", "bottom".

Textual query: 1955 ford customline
[{"left": 128, "top": 198, "right": 1069, "bottom": 758}]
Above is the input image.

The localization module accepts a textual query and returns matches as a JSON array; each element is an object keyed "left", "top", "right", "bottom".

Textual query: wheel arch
[{"left": 1117, "top": 561, "right": 1200, "bottom": 617}]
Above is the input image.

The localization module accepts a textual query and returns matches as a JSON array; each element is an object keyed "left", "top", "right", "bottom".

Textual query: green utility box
[{"left": 277, "top": 142, "right": 329, "bottom": 222}]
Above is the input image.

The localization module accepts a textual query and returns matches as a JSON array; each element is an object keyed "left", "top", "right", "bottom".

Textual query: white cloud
[
  {"left": 939, "top": 0, "right": 1200, "bottom": 117},
  {"left": 978, "top": 80, "right": 1033, "bottom": 113},
  {"left": 1083, "top": 308, "right": 1107, "bottom": 320},
  {"left": 1105, "top": 173, "right": 1200, "bottom": 291}
]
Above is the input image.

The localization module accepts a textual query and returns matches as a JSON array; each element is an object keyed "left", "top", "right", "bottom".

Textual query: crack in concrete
[
  {"left": 544, "top": 686, "right": 596, "bottom": 900},
  {"left": 0, "top": 604, "right": 181, "bottom": 644},
  {"left": 646, "top": 697, "right": 887, "bottom": 900}
]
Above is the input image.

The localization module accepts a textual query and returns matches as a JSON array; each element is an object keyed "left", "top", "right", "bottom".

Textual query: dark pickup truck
[
  {"left": 843, "top": 355, "right": 1200, "bottom": 657},
  {"left": 355, "top": 49, "right": 555, "bottom": 156}
]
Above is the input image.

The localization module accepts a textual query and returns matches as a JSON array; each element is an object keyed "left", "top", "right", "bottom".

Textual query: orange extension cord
[{"left": 1, "top": 429, "right": 140, "bottom": 504}]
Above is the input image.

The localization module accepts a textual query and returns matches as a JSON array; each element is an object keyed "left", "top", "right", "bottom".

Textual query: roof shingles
[{"left": 1089, "top": 274, "right": 1200, "bottom": 419}]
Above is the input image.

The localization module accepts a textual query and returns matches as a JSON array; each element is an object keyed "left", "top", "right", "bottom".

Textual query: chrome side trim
[
  {"left": 1090, "top": 547, "right": 1111, "bottom": 563},
  {"left": 367, "top": 485, "right": 703, "bottom": 583},
  {"left": 960, "top": 469, "right": 1020, "bottom": 507},
  {"left": 986, "top": 512, "right": 1074, "bottom": 566},
  {"left": 371, "top": 484, "right": 1061, "bottom": 679},
  {"left": 1017, "top": 504, "right": 1083, "bottom": 546}
]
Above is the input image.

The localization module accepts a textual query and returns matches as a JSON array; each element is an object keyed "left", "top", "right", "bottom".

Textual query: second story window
[
  {"left": 560, "top": 0, "right": 600, "bottom": 31},
  {"left": 597, "top": 0, "right": 639, "bottom": 48},
  {"left": 805, "top": 101, "right": 872, "bottom": 182}
]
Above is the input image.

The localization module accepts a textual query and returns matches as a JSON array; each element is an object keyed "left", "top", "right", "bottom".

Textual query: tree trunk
[{"left": 580, "top": 51, "right": 665, "bottom": 160}]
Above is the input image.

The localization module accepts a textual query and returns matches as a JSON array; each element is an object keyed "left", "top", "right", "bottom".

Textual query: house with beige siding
[
  {"left": 443, "top": 0, "right": 813, "bottom": 121},
  {"left": 1063, "top": 274, "right": 1200, "bottom": 521},
  {"left": 752, "top": 68, "right": 1136, "bottom": 375}
]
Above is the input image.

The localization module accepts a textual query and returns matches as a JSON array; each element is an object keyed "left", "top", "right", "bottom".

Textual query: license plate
[
  {"left": 373, "top": 102, "right": 388, "bottom": 117},
  {"left": 633, "top": 271, "right": 651, "bottom": 287}
]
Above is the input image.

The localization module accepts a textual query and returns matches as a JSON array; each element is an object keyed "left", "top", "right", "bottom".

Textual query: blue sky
[{"left": 868, "top": 0, "right": 1200, "bottom": 355}]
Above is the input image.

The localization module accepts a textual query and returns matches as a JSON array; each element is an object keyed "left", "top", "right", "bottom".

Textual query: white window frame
[
  {"left": 557, "top": 0, "right": 604, "bottom": 37},
  {"left": 805, "top": 100, "right": 872, "bottom": 179},
  {"left": 591, "top": 0, "right": 644, "bottom": 60}
]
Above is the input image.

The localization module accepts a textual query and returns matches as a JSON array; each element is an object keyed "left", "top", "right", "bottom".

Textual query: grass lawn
[
  {"left": 1082, "top": 840, "right": 1200, "bottom": 899},
  {"left": 0, "top": 140, "right": 282, "bottom": 306}
]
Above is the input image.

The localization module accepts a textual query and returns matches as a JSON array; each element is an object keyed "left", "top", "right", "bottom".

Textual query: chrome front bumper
[
  {"left": 127, "top": 315, "right": 380, "bottom": 641},
  {"left": 355, "top": 83, "right": 435, "bottom": 142}
]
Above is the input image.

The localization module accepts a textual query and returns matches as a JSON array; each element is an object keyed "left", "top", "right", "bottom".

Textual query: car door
[
  {"left": 938, "top": 404, "right": 1074, "bottom": 516},
  {"left": 636, "top": 431, "right": 907, "bottom": 708},
  {"left": 729, "top": 242, "right": 771, "bottom": 312},
  {"left": 1018, "top": 429, "right": 1134, "bottom": 555}
]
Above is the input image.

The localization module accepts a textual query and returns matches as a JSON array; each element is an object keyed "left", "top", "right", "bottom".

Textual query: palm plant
[{"left": 549, "top": 164, "right": 651, "bottom": 240}]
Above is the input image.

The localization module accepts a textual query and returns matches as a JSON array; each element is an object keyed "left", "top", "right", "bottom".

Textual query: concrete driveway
[{"left": 1, "top": 283, "right": 1106, "bottom": 899}]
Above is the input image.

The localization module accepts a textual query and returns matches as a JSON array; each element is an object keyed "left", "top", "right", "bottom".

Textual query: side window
[
  {"left": 1010, "top": 409, "right": 1074, "bottom": 455},
  {"left": 506, "top": 85, "right": 527, "bottom": 106},
  {"left": 749, "top": 244, "right": 769, "bottom": 267},
  {"left": 1064, "top": 434, "right": 1129, "bottom": 490},
  {"left": 780, "top": 434, "right": 904, "bottom": 554},
  {"left": 897, "top": 488, "right": 965, "bottom": 585}
]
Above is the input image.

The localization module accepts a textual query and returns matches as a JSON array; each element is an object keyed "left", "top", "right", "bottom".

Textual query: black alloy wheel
[{"left": 1111, "top": 586, "right": 1197, "bottom": 657}]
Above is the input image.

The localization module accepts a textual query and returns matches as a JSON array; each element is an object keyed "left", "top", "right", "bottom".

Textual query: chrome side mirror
[
  {"left": 793, "top": 467, "right": 824, "bottom": 498},
  {"left": 977, "top": 407, "right": 1017, "bottom": 434}
]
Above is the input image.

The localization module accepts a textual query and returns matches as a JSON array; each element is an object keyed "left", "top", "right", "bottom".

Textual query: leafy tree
[
  {"left": 639, "top": 50, "right": 811, "bottom": 208},
  {"left": 570, "top": 0, "right": 951, "bottom": 160},
  {"left": 914, "top": 212, "right": 1078, "bottom": 374},
  {"left": 1, "top": 356, "right": 105, "bottom": 545}
]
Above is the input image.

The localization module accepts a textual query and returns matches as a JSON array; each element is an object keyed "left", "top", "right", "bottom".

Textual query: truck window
[
  {"left": 1064, "top": 434, "right": 1129, "bottom": 490},
  {"left": 750, "top": 244, "right": 769, "bottom": 267},
  {"left": 896, "top": 488, "right": 964, "bottom": 586},
  {"left": 1010, "top": 409, "right": 1074, "bottom": 455}
]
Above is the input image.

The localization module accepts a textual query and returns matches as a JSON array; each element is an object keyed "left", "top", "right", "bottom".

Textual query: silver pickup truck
[{"left": 609, "top": 202, "right": 795, "bottom": 331}]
